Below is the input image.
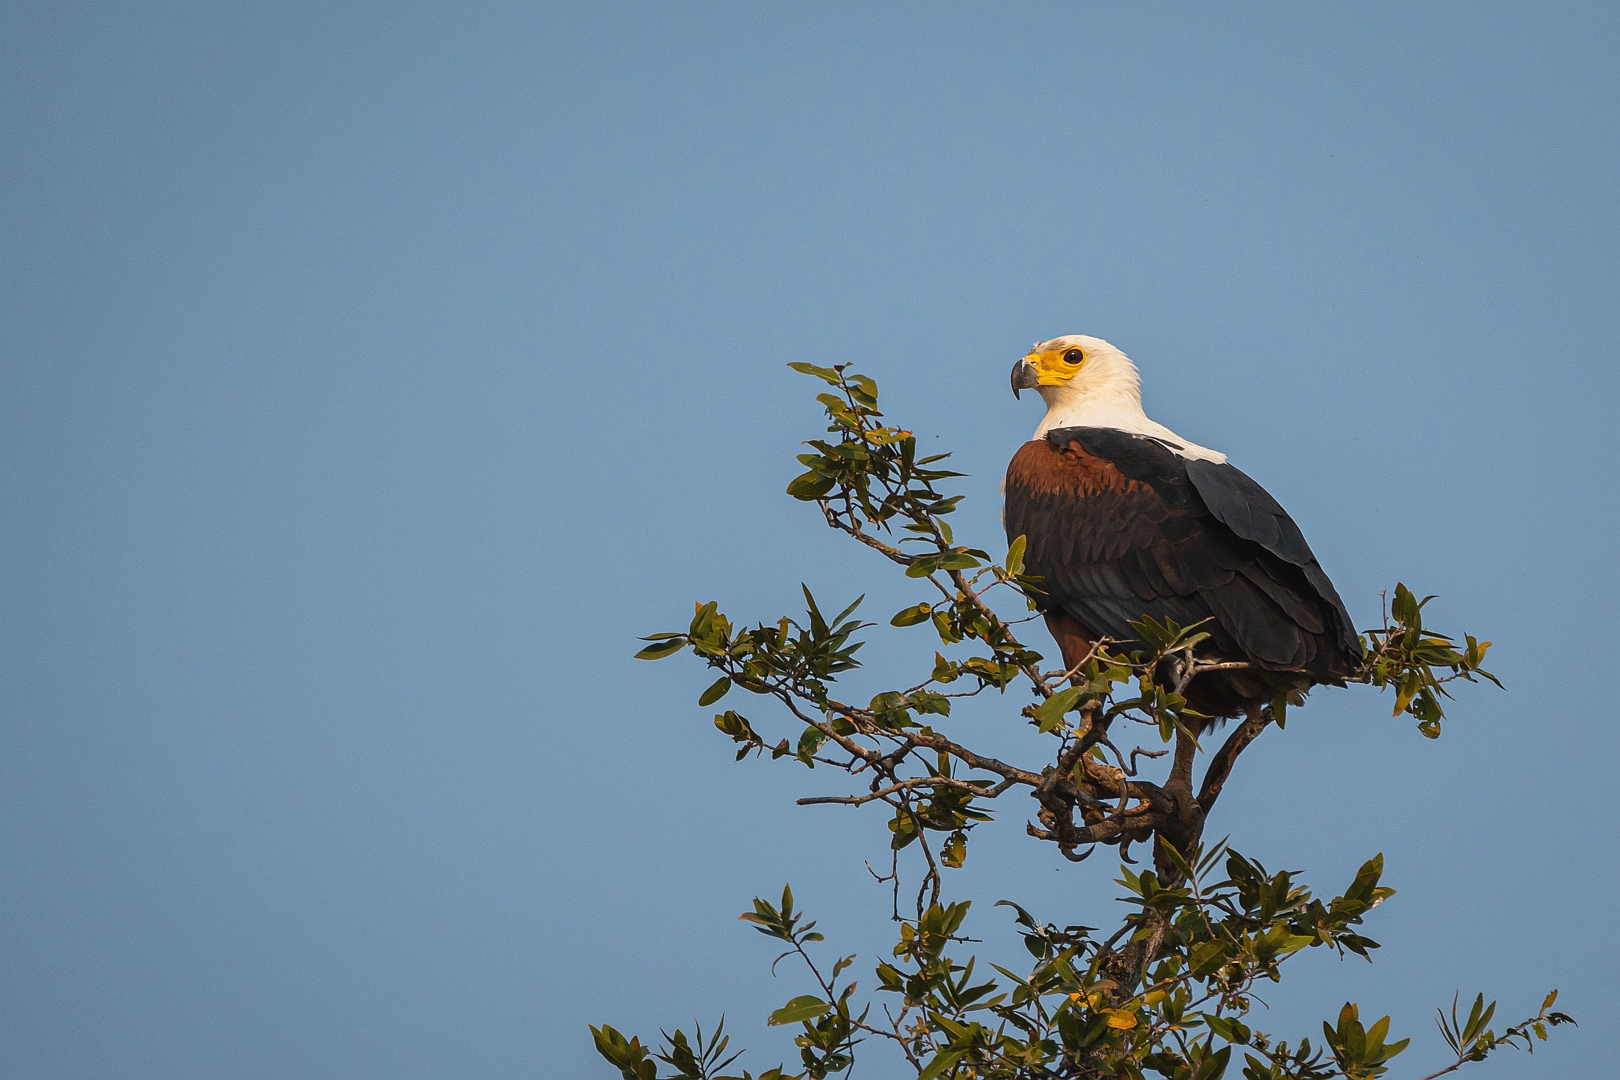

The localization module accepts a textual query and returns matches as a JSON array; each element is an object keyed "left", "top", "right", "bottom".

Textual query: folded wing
[{"left": 1003, "top": 427, "right": 1359, "bottom": 676}]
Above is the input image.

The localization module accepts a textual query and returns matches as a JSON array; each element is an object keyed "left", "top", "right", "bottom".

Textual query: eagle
[{"left": 1004, "top": 335, "right": 1361, "bottom": 722}]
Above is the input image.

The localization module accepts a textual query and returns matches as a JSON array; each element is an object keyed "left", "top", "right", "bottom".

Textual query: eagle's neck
[{"left": 1032, "top": 359, "right": 1227, "bottom": 463}]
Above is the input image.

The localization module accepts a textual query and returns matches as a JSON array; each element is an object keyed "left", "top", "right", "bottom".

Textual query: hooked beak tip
[{"left": 1011, "top": 358, "right": 1040, "bottom": 399}]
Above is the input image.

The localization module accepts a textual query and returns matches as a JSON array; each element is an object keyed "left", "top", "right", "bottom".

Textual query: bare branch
[
  {"left": 796, "top": 775, "right": 1012, "bottom": 807},
  {"left": 1196, "top": 705, "right": 1274, "bottom": 814}
]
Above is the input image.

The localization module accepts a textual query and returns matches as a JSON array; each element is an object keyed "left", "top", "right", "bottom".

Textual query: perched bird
[{"left": 1004, "top": 335, "right": 1361, "bottom": 722}]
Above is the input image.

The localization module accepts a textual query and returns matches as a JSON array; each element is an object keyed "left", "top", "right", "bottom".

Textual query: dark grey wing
[{"left": 1183, "top": 458, "right": 1360, "bottom": 657}]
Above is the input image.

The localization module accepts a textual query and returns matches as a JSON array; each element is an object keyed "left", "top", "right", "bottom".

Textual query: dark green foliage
[
  {"left": 598, "top": 365, "right": 1568, "bottom": 1079},
  {"left": 1360, "top": 584, "right": 1500, "bottom": 739}
]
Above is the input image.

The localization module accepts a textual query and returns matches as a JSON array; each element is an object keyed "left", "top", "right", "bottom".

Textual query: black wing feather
[{"left": 1180, "top": 457, "right": 1357, "bottom": 653}]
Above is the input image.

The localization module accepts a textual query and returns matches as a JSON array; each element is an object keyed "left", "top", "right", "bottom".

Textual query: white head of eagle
[
  {"left": 1004, "top": 333, "right": 1361, "bottom": 722},
  {"left": 1011, "top": 335, "right": 1225, "bottom": 463}
]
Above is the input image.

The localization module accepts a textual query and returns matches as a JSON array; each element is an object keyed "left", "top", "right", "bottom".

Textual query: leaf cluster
[
  {"left": 1360, "top": 584, "right": 1500, "bottom": 738},
  {"left": 597, "top": 844, "right": 1559, "bottom": 1080}
]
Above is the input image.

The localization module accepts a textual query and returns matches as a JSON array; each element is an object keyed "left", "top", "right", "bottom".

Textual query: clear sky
[{"left": 2, "top": 3, "right": 1616, "bottom": 1077}]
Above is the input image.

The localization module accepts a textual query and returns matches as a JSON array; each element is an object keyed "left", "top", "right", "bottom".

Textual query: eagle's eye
[{"left": 1063, "top": 348, "right": 1084, "bottom": 364}]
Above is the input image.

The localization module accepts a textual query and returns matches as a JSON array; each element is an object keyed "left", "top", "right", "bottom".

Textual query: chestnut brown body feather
[{"left": 1005, "top": 429, "right": 1360, "bottom": 720}]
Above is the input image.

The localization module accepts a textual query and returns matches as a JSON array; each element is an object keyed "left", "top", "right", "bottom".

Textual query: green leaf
[
  {"left": 1203, "top": 1015, "right": 1251, "bottom": 1045},
  {"left": 590, "top": 1025, "right": 658, "bottom": 1080},
  {"left": 905, "top": 556, "right": 940, "bottom": 578},
  {"left": 714, "top": 710, "right": 762, "bottom": 750},
  {"left": 698, "top": 677, "right": 733, "bottom": 706},
  {"left": 891, "top": 603, "right": 934, "bottom": 627},
  {"left": 1192, "top": 1045, "right": 1231, "bottom": 1080},
  {"left": 786, "top": 471, "right": 837, "bottom": 500},
  {"left": 1032, "top": 686, "right": 1085, "bottom": 733},
  {"left": 916, "top": 1049, "right": 965, "bottom": 1080},
  {"left": 786, "top": 361, "right": 841, "bottom": 384},
  {"left": 689, "top": 601, "right": 719, "bottom": 637},
  {"left": 796, "top": 725, "right": 828, "bottom": 762},
  {"left": 830, "top": 593, "right": 866, "bottom": 627},
  {"left": 1005, "top": 535, "right": 1026, "bottom": 577},
  {"left": 1127, "top": 614, "right": 1176, "bottom": 650},
  {"left": 768, "top": 995, "right": 831, "bottom": 1025},
  {"left": 634, "top": 637, "right": 687, "bottom": 660},
  {"left": 1189, "top": 940, "right": 1231, "bottom": 976},
  {"left": 1391, "top": 582, "right": 1419, "bottom": 626}
]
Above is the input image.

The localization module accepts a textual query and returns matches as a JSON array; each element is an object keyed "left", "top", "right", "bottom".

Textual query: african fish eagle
[{"left": 1004, "top": 335, "right": 1361, "bottom": 722}]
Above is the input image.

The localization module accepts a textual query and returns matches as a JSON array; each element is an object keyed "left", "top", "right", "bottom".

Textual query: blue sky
[{"left": 2, "top": 3, "right": 1616, "bottom": 1077}]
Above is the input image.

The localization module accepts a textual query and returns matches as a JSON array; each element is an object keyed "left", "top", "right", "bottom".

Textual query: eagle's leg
[{"left": 1042, "top": 610, "right": 1096, "bottom": 685}]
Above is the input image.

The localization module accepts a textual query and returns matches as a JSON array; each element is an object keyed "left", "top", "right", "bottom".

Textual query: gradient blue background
[{"left": 3, "top": 3, "right": 1615, "bottom": 1077}]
